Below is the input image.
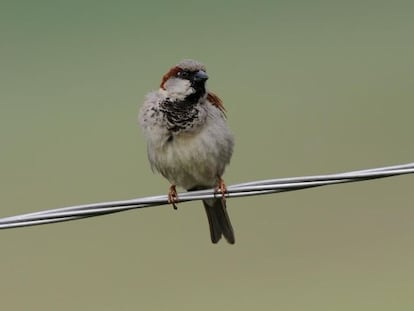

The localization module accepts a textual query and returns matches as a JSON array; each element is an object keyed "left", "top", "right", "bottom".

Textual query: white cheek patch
[{"left": 164, "top": 78, "right": 194, "bottom": 101}]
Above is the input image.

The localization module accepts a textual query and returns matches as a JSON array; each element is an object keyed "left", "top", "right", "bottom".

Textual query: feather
[{"left": 202, "top": 198, "right": 235, "bottom": 244}]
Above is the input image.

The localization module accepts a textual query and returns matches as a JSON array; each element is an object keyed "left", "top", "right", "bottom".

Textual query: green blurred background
[{"left": 1, "top": 0, "right": 414, "bottom": 310}]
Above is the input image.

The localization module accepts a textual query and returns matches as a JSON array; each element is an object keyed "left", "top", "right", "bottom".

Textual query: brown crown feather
[{"left": 160, "top": 66, "right": 181, "bottom": 89}]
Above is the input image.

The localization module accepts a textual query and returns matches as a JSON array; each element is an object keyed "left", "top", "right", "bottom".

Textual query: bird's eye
[{"left": 176, "top": 70, "right": 190, "bottom": 79}]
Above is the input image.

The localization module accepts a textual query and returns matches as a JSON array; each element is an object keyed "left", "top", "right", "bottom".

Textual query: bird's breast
[{"left": 150, "top": 118, "right": 233, "bottom": 190}]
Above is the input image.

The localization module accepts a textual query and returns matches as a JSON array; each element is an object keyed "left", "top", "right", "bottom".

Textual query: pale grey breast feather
[{"left": 139, "top": 91, "right": 233, "bottom": 189}]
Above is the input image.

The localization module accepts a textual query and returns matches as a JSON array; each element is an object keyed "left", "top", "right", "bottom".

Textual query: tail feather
[{"left": 202, "top": 198, "right": 235, "bottom": 244}]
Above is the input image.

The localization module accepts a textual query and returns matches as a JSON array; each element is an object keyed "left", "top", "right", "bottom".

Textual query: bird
[{"left": 138, "top": 59, "right": 235, "bottom": 244}]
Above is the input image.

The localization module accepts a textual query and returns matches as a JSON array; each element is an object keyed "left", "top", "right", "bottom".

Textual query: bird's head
[{"left": 160, "top": 59, "right": 209, "bottom": 101}]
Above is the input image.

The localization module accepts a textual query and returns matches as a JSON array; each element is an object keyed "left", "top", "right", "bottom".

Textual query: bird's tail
[{"left": 202, "top": 198, "right": 235, "bottom": 244}]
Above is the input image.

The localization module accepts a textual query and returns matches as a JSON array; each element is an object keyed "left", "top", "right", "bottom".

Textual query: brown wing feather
[{"left": 207, "top": 92, "right": 226, "bottom": 116}]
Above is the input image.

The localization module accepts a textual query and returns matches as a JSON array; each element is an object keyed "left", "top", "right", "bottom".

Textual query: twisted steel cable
[{"left": 0, "top": 162, "right": 413, "bottom": 229}]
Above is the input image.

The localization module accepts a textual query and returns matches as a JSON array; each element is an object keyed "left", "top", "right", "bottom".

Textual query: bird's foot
[
  {"left": 168, "top": 184, "right": 178, "bottom": 210},
  {"left": 216, "top": 177, "right": 228, "bottom": 201}
]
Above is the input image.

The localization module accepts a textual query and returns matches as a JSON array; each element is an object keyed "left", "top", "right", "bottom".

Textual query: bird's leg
[
  {"left": 168, "top": 184, "right": 178, "bottom": 210},
  {"left": 216, "top": 177, "right": 228, "bottom": 201}
]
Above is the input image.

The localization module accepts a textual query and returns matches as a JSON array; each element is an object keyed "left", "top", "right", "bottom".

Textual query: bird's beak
[{"left": 193, "top": 70, "right": 209, "bottom": 82}]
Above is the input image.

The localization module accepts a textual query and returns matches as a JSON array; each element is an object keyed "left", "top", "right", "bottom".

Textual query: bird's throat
[{"left": 160, "top": 91, "right": 204, "bottom": 133}]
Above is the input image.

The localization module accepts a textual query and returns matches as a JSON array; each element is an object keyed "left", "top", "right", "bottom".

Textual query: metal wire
[{"left": 1, "top": 162, "right": 413, "bottom": 229}]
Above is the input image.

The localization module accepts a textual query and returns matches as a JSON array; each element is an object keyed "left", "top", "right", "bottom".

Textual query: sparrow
[{"left": 138, "top": 59, "right": 235, "bottom": 244}]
